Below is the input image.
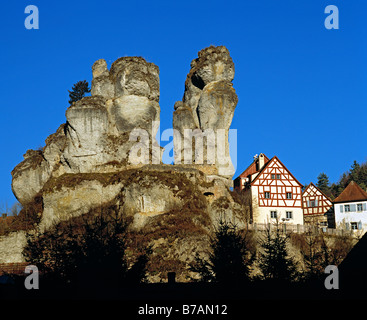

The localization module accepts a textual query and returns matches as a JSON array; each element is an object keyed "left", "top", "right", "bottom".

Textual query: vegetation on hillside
[
  {"left": 23, "top": 205, "right": 151, "bottom": 292},
  {"left": 315, "top": 159, "right": 367, "bottom": 199}
]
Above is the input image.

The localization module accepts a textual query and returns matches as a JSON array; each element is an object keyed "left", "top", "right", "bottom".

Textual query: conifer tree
[
  {"left": 68, "top": 80, "right": 91, "bottom": 104},
  {"left": 190, "top": 219, "right": 255, "bottom": 284},
  {"left": 258, "top": 222, "right": 298, "bottom": 282},
  {"left": 316, "top": 173, "right": 330, "bottom": 192}
]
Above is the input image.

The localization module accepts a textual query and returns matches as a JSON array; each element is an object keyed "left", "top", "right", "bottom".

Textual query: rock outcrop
[
  {"left": 12, "top": 56, "right": 162, "bottom": 205},
  {"left": 173, "top": 46, "right": 238, "bottom": 179},
  {"left": 2, "top": 46, "right": 245, "bottom": 282}
]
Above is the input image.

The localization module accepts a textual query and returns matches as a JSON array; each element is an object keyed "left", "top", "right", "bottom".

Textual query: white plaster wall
[
  {"left": 334, "top": 201, "right": 367, "bottom": 230},
  {"left": 251, "top": 187, "right": 304, "bottom": 225}
]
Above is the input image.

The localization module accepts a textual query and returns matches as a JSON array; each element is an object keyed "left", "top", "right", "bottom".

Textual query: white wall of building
[
  {"left": 251, "top": 187, "right": 304, "bottom": 225},
  {"left": 334, "top": 201, "right": 367, "bottom": 231}
]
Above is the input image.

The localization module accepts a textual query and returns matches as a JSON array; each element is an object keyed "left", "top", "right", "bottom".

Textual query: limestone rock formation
[
  {"left": 2, "top": 46, "right": 245, "bottom": 282},
  {"left": 173, "top": 46, "right": 238, "bottom": 179},
  {"left": 12, "top": 56, "right": 161, "bottom": 205}
]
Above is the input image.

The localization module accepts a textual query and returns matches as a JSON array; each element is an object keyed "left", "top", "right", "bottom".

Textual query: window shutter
[
  {"left": 307, "top": 200, "right": 310, "bottom": 207},
  {"left": 363, "top": 203, "right": 367, "bottom": 211},
  {"left": 345, "top": 222, "right": 350, "bottom": 230},
  {"left": 350, "top": 204, "right": 356, "bottom": 212},
  {"left": 358, "top": 221, "right": 363, "bottom": 230},
  {"left": 315, "top": 199, "right": 318, "bottom": 207},
  {"left": 340, "top": 205, "right": 343, "bottom": 213}
]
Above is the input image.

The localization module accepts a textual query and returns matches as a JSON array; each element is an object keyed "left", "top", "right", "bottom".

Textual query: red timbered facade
[
  {"left": 302, "top": 183, "right": 333, "bottom": 229},
  {"left": 234, "top": 153, "right": 304, "bottom": 225}
]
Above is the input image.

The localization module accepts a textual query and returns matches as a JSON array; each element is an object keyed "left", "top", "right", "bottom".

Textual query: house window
[
  {"left": 271, "top": 174, "right": 275, "bottom": 179},
  {"left": 286, "top": 192, "right": 292, "bottom": 199},
  {"left": 286, "top": 211, "right": 293, "bottom": 219},
  {"left": 357, "top": 203, "right": 363, "bottom": 212},
  {"left": 264, "top": 192, "right": 271, "bottom": 199},
  {"left": 345, "top": 205, "right": 351, "bottom": 212},
  {"left": 270, "top": 211, "right": 277, "bottom": 219},
  {"left": 351, "top": 222, "right": 359, "bottom": 230},
  {"left": 276, "top": 174, "right": 281, "bottom": 179},
  {"left": 309, "top": 200, "right": 316, "bottom": 207}
]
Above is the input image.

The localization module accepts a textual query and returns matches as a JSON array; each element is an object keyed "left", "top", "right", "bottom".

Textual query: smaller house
[
  {"left": 302, "top": 183, "right": 333, "bottom": 230},
  {"left": 333, "top": 181, "right": 367, "bottom": 232}
]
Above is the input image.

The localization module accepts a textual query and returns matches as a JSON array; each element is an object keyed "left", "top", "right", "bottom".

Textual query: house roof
[
  {"left": 333, "top": 181, "right": 367, "bottom": 203},
  {"left": 250, "top": 156, "right": 303, "bottom": 187},
  {"left": 237, "top": 153, "right": 270, "bottom": 179}
]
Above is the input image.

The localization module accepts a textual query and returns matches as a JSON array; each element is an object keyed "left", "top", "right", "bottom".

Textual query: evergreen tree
[
  {"left": 349, "top": 160, "right": 367, "bottom": 190},
  {"left": 68, "top": 80, "right": 91, "bottom": 104},
  {"left": 316, "top": 172, "right": 331, "bottom": 197},
  {"left": 258, "top": 222, "right": 298, "bottom": 282},
  {"left": 318, "top": 160, "right": 367, "bottom": 199},
  {"left": 190, "top": 219, "right": 255, "bottom": 284},
  {"left": 350, "top": 160, "right": 360, "bottom": 183}
]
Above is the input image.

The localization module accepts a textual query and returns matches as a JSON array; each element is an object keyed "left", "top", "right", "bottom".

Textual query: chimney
[{"left": 258, "top": 153, "right": 265, "bottom": 170}]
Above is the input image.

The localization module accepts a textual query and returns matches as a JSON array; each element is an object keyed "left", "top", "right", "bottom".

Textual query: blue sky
[{"left": 1, "top": 0, "right": 366, "bottom": 209}]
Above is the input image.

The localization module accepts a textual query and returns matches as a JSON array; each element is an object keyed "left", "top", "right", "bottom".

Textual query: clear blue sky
[{"left": 1, "top": 0, "right": 366, "bottom": 209}]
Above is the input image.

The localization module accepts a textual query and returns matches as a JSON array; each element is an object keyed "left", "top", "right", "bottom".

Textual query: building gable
[
  {"left": 302, "top": 183, "right": 333, "bottom": 216},
  {"left": 251, "top": 156, "right": 303, "bottom": 208}
]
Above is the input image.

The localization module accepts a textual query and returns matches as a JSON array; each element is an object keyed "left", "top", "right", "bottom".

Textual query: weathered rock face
[
  {"left": 12, "top": 56, "right": 161, "bottom": 205},
  {"left": 3, "top": 46, "right": 245, "bottom": 282},
  {"left": 173, "top": 46, "right": 238, "bottom": 179},
  {"left": 11, "top": 150, "right": 51, "bottom": 204}
]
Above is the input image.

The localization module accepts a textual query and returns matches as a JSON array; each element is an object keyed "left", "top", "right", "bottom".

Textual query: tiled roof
[
  {"left": 334, "top": 181, "right": 367, "bottom": 203},
  {"left": 237, "top": 153, "right": 270, "bottom": 178}
]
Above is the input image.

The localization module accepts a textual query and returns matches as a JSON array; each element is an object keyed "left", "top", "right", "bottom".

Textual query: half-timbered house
[
  {"left": 302, "top": 182, "right": 333, "bottom": 230},
  {"left": 234, "top": 153, "right": 304, "bottom": 225}
]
